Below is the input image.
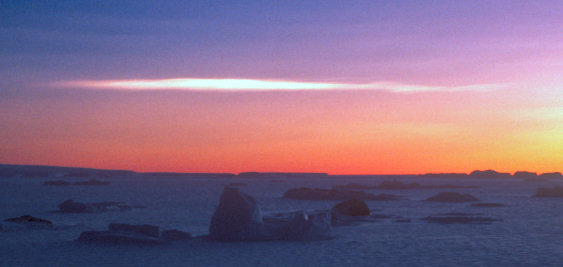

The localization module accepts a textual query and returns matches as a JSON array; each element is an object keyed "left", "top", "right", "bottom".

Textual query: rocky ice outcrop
[
  {"left": 58, "top": 200, "right": 134, "bottom": 213},
  {"left": 283, "top": 187, "right": 398, "bottom": 201},
  {"left": 78, "top": 223, "right": 191, "bottom": 244},
  {"left": 208, "top": 187, "right": 264, "bottom": 241},
  {"left": 425, "top": 192, "right": 479, "bottom": 202},
  {"left": 330, "top": 199, "right": 372, "bottom": 226},
  {"left": 533, "top": 186, "right": 563, "bottom": 198},
  {"left": 209, "top": 187, "right": 331, "bottom": 241},
  {"left": 3, "top": 215, "right": 53, "bottom": 229},
  {"left": 331, "top": 199, "right": 370, "bottom": 216}
]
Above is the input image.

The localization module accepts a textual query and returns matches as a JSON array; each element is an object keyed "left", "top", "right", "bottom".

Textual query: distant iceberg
[
  {"left": 78, "top": 223, "right": 192, "bottom": 244},
  {"left": 533, "top": 186, "right": 563, "bottom": 198}
]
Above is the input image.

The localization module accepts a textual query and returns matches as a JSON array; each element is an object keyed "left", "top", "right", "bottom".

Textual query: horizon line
[{"left": 1, "top": 162, "right": 560, "bottom": 177}]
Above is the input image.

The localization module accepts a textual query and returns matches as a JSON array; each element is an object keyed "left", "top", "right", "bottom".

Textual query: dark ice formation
[
  {"left": 283, "top": 187, "right": 398, "bottom": 201},
  {"left": 331, "top": 199, "right": 370, "bottom": 216},
  {"left": 3, "top": 215, "right": 54, "bottom": 229},
  {"left": 333, "top": 181, "right": 477, "bottom": 190},
  {"left": 58, "top": 200, "right": 134, "bottom": 213},
  {"left": 425, "top": 192, "right": 479, "bottom": 202},
  {"left": 237, "top": 172, "right": 328, "bottom": 178},
  {"left": 43, "top": 180, "right": 71, "bottom": 186},
  {"left": 72, "top": 179, "right": 110, "bottom": 186},
  {"left": 423, "top": 213, "right": 498, "bottom": 224},
  {"left": 78, "top": 223, "right": 191, "bottom": 244},
  {"left": 539, "top": 172, "right": 563, "bottom": 179},
  {"left": 419, "top": 170, "right": 562, "bottom": 180},
  {"left": 418, "top": 173, "right": 469, "bottom": 178},
  {"left": 513, "top": 171, "right": 538, "bottom": 179},
  {"left": 330, "top": 199, "right": 376, "bottom": 226},
  {"left": 4, "top": 215, "right": 53, "bottom": 225},
  {"left": 0, "top": 164, "right": 134, "bottom": 178},
  {"left": 514, "top": 171, "right": 547, "bottom": 182},
  {"left": 209, "top": 187, "right": 264, "bottom": 241},
  {"left": 469, "top": 170, "right": 511, "bottom": 178},
  {"left": 533, "top": 186, "right": 563, "bottom": 198},
  {"left": 470, "top": 203, "right": 504, "bottom": 207},
  {"left": 209, "top": 187, "right": 331, "bottom": 241}
]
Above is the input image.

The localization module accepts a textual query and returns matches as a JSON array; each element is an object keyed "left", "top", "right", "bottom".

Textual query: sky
[{"left": 1, "top": 0, "right": 562, "bottom": 174}]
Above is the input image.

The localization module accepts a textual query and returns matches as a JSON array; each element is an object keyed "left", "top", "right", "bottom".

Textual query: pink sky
[{"left": 1, "top": 1, "right": 561, "bottom": 174}]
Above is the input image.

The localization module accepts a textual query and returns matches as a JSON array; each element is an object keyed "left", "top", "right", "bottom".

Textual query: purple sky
[{"left": 1, "top": 1, "right": 562, "bottom": 174}]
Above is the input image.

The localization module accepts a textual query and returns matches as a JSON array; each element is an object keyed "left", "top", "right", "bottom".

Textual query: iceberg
[
  {"left": 208, "top": 187, "right": 264, "bottom": 241},
  {"left": 209, "top": 187, "right": 331, "bottom": 241}
]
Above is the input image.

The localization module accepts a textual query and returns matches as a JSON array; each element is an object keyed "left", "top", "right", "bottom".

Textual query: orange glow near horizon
[
  {"left": 1, "top": 85, "right": 562, "bottom": 175},
  {"left": 2, "top": 1, "right": 562, "bottom": 176}
]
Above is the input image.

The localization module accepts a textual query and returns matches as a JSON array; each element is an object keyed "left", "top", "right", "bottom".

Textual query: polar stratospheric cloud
[{"left": 59, "top": 78, "right": 505, "bottom": 92}]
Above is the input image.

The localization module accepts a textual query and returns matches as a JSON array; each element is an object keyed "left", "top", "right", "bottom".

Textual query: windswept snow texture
[{"left": 1, "top": 174, "right": 563, "bottom": 266}]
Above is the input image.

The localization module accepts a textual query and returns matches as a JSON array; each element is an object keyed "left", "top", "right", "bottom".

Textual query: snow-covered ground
[{"left": 1, "top": 174, "right": 563, "bottom": 266}]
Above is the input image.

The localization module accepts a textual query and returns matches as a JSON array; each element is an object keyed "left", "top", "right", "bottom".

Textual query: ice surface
[{"left": 2, "top": 173, "right": 563, "bottom": 266}]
